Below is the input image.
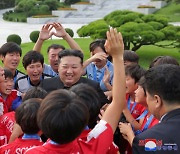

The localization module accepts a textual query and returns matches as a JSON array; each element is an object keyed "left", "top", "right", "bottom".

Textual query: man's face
[
  {"left": 48, "top": 48, "right": 63, "bottom": 73},
  {"left": 26, "top": 62, "right": 43, "bottom": 85},
  {"left": 91, "top": 47, "right": 107, "bottom": 69},
  {"left": 2, "top": 52, "right": 20, "bottom": 71},
  {"left": 146, "top": 91, "right": 159, "bottom": 119},
  {"left": 0, "top": 77, "right": 14, "bottom": 96},
  {"left": 58, "top": 56, "right": 83, "bottom": 87}
]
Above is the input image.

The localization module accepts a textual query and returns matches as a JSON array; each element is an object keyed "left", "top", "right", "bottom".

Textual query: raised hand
[
  {"left": 52, "top": 22, "right": 67, "bottom": 38},
  {"left": 104, "top": 28, "right": 124, "bottom": 58},
  {"left": 39, "top": 24, "right": 53, "bottom": 41},
  {"left": 91, "top": 52, "right": 107, "bottom": 62}
]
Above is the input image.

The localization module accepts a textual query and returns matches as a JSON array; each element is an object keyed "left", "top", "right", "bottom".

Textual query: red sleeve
[{"left": 79, "top": 120, "right": 114, "bottom": 153}]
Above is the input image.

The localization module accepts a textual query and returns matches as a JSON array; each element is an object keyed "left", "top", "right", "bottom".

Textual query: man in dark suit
[
  {"left": 132, "top": 64, "right": 180, "bottom": 154},
  {"left": 40, "top": 49, "right": 109, "bottom": 106}
]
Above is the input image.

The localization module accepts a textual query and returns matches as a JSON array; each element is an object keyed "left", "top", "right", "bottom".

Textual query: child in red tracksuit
[
  {"left": 0, "top": 69, "right": 22, "bottom": 114},
  {"left": 0, "top": 98, "right": 43, "bottom": 154},
  {"left": 119, "top": 77, "right": 159, "bottom": 146}
]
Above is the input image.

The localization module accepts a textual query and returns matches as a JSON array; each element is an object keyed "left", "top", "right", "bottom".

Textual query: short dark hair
[
  {"left": 0, "top": 42, "right": 22, "bottom": 57},
  {"left": 144, "top": 64, "right": 180, "bottom": 104},
  {"left": 22, "top": 50, "right": 44, "bottom": 69},
  {"left": 90, "top": 39, "right": 112, "bottom": 62},
  {"left": 4, "top": 69, "right": 13, "bottom": 79},
  {"left": 70, "top": 83, "right": 100, "bottom": 128},
  {"left": 90, "top": 39, "right": 106, "bottom": 53},
  {"left": 125, "top": 64, "right": 146, "bottom": 83},
  {"left": 47, "top": 44, "right": 65, "bottom": 53},
  {"left": 15, "top": 98, "right": 41, "bottom": 134},
  {"left": 22, "top": 87, "right": 47, "bottom": 102},
  {"left": 123, "top": 50, "right": 139, "bottom": 63},
  {"left": 58, "top": 49, "right": 84, "bottom": 64},
  {"left": 149, "top": 56, "right": 179, "bottom": 68},
  {"left": 37, "top": 89, "right": 89, "bottom": 144}
]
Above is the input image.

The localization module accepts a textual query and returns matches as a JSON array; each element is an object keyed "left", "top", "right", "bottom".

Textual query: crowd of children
[{"left": 0, "top": 22, "right": 179, "bottom": 154}]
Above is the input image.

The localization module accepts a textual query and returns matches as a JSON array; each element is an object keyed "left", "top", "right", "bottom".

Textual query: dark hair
[
  {"left": 144, "top": 64, "right": 180, "bottom": 104},
  {"left": 125, "top": 64, "right": 146, "bottom": 83},
  {"left": 149, "top": 56, "right": 179, "bottom": 68},
  {"left": 70, "top": 83, "right": 100, "bottom": 128},
  {"left": 22, "top": 87, "right": 47, "bottom": 101},
  {"left": 47, "top": 44, "right": 65, "bottom": 53},
  {"left": 4, "top": 69, "right": 13, "bottom": 79},
  {"left": 90, "top": 39, "right": 112, "bottom": 62},
  {"left": 22, "top": 50, "right": 44, "bottom": 69},
  {"left": 37, "top": 89, "right": 89, "bottom": 144},
  {"left": 58, "top": 49, "right": 84, "bottom": 64},
  {"left": 0, "top": 42, "right": 22, "bottom": 57},
  {"left": 15, "top": 98, "right": 41, "bottom": 134},
  {"left": 90, "top": 39, "right": 106, "bottom": 53},
  {"left": 123, "top": 50, "right": 139, "bottom": 64}
]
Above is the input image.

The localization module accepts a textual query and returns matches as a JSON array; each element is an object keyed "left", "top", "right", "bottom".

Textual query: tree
[{"left": 77, "top": 10, "right": 179, "bottom": 51}]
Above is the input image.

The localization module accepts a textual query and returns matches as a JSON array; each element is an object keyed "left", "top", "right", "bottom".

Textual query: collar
[
  {"left": 159, "top": 113, "right": 167, "bottom": 123},
  {"left": 93, "top": 60, "right": 110, "bottom": 72},
  {"left": 161, "top": 108, "right": 180, "bottom": 122},
  {"left": 22, "top": 133, "right": 40, "bottom": 140}
]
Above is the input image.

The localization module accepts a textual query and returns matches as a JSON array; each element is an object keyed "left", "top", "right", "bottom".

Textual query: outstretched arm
[
  {"left": 53, "top": 22, "right": 83, "bottom": 52},
  {"left": 102, "top": 28, "right": 126, "bottom": 133},
  {"left": 33, "top": 24, "right": 53, "bottom": 52}
]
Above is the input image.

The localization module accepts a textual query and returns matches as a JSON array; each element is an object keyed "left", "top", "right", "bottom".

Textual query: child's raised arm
[{"left": 102, "top": 28, "right": 126, "bottom": 133}]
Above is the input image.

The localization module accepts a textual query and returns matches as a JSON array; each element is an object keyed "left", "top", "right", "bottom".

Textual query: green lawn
[
  {"left": 154, "top": 2, "right": 180, "bottom": 22},
  {"left": 136, "top": 44, "right": 180, "bottom": 68},
  {"left": 15, "top": 38, "right": 180, "bottom": 73}
]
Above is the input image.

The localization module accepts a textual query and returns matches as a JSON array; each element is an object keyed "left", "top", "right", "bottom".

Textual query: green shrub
[
  {"left": 7, "top": 34, "right": 22, "bottom": 45},
  {"left": 65, "top": 0, "right": 80, "bottom": 5},
  {"left": 147, "top": 21, "right": 164, "bottom": 30},
  {"left": 44, "top": 0, "right": 60, "bottom": 11},
  {"left": 21, "top": 18, "right": 27, "bottom": 22},
  {"left": 30, "top": 31, "right": 40, "bottom": 43},
  {"left": 39, "top": 5, "right": 50, "bottom": 12},
  {"left": 9, "top": 10, "right": 13, "bottom": 13},
  {"left": 8, "top": 17, "right": 13, "bottom": 21},
  {"left": 65, "top": 28, "right": 74, "bottom": 37},
  {"left": 3, "top": 14, "right": 8, "bottom": 20}
]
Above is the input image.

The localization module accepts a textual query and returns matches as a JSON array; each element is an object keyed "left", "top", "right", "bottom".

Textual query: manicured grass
[
  {"left": 136, "top": 44, "right": 180, "bottom": 68},
  {"left": 16, "top": 38, "right": 180, "bottom": 73},
  {"left": 154, "top": 2, "right": 180, "bottom": 22}
]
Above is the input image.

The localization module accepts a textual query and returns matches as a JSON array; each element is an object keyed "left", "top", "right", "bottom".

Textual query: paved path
[{"left": 0, "top": 9, "right": 85, "bottom": 46}]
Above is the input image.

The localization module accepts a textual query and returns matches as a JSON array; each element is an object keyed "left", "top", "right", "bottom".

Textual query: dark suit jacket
[
  {"left": 132, "top": 108, "right": 180, "bottom": 154},
  {"left": 40, "top": 76, "right": 110, "bottom": 106}
]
